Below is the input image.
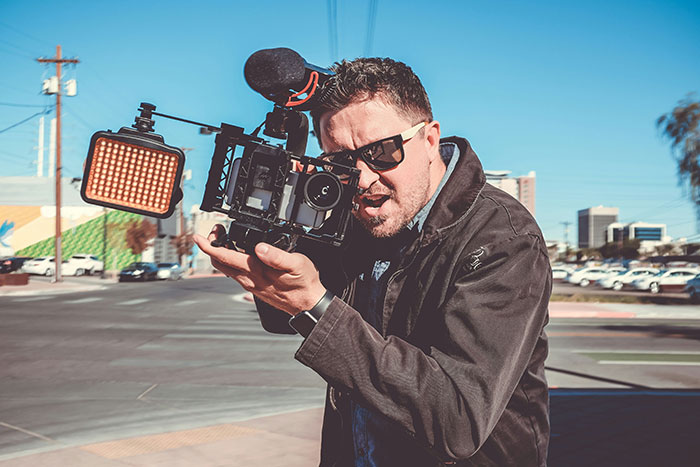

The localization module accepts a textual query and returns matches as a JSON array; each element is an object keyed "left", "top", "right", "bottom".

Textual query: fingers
[
  {"left": 254, "top": 243, "right": 301, "bottom": 273},
  {"left": 193, "top": 231, "right": 254, "bottom": 275}
]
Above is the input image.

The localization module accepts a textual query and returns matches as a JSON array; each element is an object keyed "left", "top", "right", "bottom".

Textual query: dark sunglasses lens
[{"left": 365, "top": 138, "right": 403, "bottom": 170}]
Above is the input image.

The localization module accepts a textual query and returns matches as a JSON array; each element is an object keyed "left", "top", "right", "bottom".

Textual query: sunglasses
[{"left": 320, "top": 121, "right": 427, "bottom": 179}]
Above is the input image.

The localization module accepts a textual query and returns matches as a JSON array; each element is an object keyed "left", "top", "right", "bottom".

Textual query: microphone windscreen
[{"left": 244, "top": 48, "right": 307, "bottom": 94}]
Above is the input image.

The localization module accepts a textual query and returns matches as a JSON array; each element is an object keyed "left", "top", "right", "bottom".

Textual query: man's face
[{"left": 319, "top": 98, "right": 439, "bottom": 238}]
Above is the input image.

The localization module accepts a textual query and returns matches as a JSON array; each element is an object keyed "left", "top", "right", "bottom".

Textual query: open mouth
[{"left": 361, "top": 194, "right": 390, "bottom": 208}]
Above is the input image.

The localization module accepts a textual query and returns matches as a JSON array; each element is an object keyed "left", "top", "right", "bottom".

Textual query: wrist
[{"left": 288, "top": 289, "right": 335, "bottom": 337}]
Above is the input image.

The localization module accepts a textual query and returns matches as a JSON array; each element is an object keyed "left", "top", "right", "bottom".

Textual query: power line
[
  {"left": 364, "top": 0, "right": 378, "bottom": 57},
  {"left": 0, "top": 109, "right": 51, "bottom": 135},
  {"left": 0, "top": 101, "right": 54, "bottom": 108},
  {"left": 327, "top": 0, "right": 339, "bottom": 60}
]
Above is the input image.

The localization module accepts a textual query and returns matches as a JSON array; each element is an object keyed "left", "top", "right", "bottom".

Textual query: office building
[
  {"left": 485, "top": 170, "right": 536, "bottom": 215},
  {"left": 578, "top": 206, "right": 619, "bottom": 249}
]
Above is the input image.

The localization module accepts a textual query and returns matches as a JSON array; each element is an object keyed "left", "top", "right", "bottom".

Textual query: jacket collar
[{"left": 421, "top": 137, "right": 486, "bottom": 241}]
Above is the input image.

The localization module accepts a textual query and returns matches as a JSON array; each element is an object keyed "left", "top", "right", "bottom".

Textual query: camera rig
[{"left": 80, "top": 48, "right": 361, "bottom": 253}]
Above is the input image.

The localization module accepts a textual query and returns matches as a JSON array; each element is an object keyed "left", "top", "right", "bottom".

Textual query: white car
[
  {"left": 66, "top": 254, "right": 104, "bottom": 276},
  {"left": 597, "top": 268, "right": 660, "bottom": 291},
  {"left": 631, "top": 268, "right": 700, "bottom": 294},
  {"left": 156, "top": 262, "right": 184, "bottom": 280},
  {"left": 22, "top": 256, "right": 56, "bottom": 276},
  {"left": 60, "top": 260, "right": 83, "bottom": 276},
  {"left": 551, "top": 267, "right": 570, "bottom": 281},
  {"left": 568, "top": 266, "right": 626, "bottom": 287}
]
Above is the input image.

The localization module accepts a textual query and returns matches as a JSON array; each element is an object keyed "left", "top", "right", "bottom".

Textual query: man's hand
[{"left": 193, "top": 224, "right": 327, "bottom": 316}]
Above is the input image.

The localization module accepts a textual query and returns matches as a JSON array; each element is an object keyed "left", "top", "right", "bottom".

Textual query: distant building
[
  {"left": 190, "top": 207, "right": 231, "bottom": 273},
  {"left": 0, "top": 176, "right": 182, "bottom": 269},
  {"left": 606, "top": 221, "right": 670, "bottom": 253},
  {"left": 578, "top": 206, "right": 619, "bottom": 249},
  {"left": 485, "top": 170, "right": 536, "bottom": 215}
]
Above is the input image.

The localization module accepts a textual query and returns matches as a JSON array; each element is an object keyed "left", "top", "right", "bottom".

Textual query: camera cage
[{"left": 200, "top": 120, "right": 360, "bottom": 252}]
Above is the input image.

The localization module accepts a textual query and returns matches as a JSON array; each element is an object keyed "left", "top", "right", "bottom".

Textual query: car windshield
[
  {"left": 157, "top": 263, "right": 174, "bottom": 268},
  {"left": 126, "top": 263, "right": 150, "bottom": 269}
]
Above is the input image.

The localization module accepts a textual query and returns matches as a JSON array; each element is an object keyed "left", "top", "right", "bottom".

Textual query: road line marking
[
  {"left": 599, "top": 360, "right": 700, "bottom": 366},
  {"left": 164, "top": 333, "right": 300, "bottom": 341},
  {"left": 0, "top": 421, "right": 56, "bottom": 443},
  {"left": 117, "top": 298, "right": 150, "bottom": 306},
  {"left": 11, "top": 296, "right": 56, "bottom": 302},
  {"left": 137, "top": 383, "right": 158, "bottom": 400},
  {"left": 174, "top": 299, "right": 200, "bottom": 307},
  {"left": 63, "top": 297, "right": 103, "bottom": 304},
  {"left": 231, "top": 292, "right": 254, "bottom": 304}
]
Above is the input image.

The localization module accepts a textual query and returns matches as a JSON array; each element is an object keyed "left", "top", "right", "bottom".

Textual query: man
[{"left": 194, "top": 57, "right": 551, "bottom": 466}]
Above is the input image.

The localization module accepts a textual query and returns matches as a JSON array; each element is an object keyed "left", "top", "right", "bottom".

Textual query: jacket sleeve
[{"left": 293, "top": 233, "right": 551, "bottom": 461}]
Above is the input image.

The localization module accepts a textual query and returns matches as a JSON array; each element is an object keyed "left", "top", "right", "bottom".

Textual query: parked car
[
  {"left": 118, "top": 262, "right": 159, "bottom": 282},
  {"left": 0, "top": 256, "right": 33, "bottom": 274},
  {"left": 568, "top": 266, "right": 626, "bottom": 287},
  {"left": 66, "top": 254, "right": 103, "bottom": 276},
  {"left": 631, "top": 268, "right": 700, "bottom": 294},
  {"left": 60, "top": 260, "right": 83, "bottom": 276},
  {"left": 21, "top": 256, "right": 56, "bottom": 276},
  {"left": 156, "top": 262, "right": 184, "bottom": 280},
  {"left": 551, "top": 265, "right": 575, "bottom": 281},
  {"left": 596, "top": 268, "right": 660, "bottom": 291},
  {"left": 684, "top": 274, "right": 700, "bottom": 303}
]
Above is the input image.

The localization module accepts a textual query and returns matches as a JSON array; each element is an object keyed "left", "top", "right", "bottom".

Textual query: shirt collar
[{"left": 406, "top": 142, "right": 460, "bottom": 233}]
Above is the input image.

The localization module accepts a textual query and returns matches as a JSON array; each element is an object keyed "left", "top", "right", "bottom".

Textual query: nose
[{"left": 355, "top": 158, "right": 380, "bottom": 191}]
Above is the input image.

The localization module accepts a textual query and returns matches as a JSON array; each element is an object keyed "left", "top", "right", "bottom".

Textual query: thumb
[{"left": 254, "top": 242, "right": 297, "bottom": 272}]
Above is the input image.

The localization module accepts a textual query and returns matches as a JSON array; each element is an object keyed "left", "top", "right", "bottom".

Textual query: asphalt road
[{"left": 0, "top": 276, "right": 699, "bottom": 461}]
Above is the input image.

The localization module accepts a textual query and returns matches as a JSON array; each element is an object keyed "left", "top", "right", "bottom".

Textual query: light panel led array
[{"left": 84, "top": 137, "right": 179, "bottom": 215}]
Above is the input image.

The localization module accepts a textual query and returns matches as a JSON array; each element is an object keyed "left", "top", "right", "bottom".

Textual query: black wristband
[{"left": 288, "top": 289, "right": 335, "bottom": 337}]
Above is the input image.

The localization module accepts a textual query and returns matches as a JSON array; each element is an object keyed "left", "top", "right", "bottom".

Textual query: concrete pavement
[{"left": 1, "top": 275, "right": 699, "bottom": 465}]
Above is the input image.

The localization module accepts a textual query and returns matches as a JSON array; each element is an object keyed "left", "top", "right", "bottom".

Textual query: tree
[
  {"left": 598, "top": 239, "right": 640, "bottom": 260},
  {"left": 125, "top": 219, "right": 157, "bottom": 255},
  {"left": 657, "top": 95, "right": 700, "bottom": 226},
  {"left": 171, "top": 232, "right": 194, "bottom": 266},
  {"left": 106, "top": 220, "right": 128, "bottom": 276}
]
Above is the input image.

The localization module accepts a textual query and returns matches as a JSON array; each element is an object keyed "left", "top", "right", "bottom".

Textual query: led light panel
[{"left": 81, "top": 131, "right": 185, "bottom": 218}]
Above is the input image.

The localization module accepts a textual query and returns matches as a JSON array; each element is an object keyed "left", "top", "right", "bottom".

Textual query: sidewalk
[{"left": 2, "top": 389, "right": 698, "bottom": 466}]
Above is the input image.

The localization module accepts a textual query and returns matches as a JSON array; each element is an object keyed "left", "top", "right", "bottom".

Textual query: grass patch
[
  {"left": 550, "top": 293, "right": 690, "bottom": 305},
  {"left": 550, "top": 293, "right": 644, "bottom": 304}
]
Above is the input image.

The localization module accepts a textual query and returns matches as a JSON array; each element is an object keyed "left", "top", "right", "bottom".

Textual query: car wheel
[
  {"left": 612, "top": 281, "right": 623, "bottom": 291},
  {"left": 650, "top": 282, "right": 660, "bottom": 294},
  {"left": 87, "top": 268, "right": 94, "bottom": 276},
  {"left": 579, "top": 278, "right": 590, "bottom": 287},
  {"left": 75, "top": 268, "right": 84, "bottom": 276},
  {"left": 44, "top": 268, "right": 52, "bottom": 276}
]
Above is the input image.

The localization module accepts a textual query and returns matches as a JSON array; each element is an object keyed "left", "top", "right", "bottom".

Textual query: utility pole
[
  {"left": 560, "top": 221, "right": 572, "bottom": 258},
  {"left": 37, "top": 45, "right": 79, "bottom": 283}
]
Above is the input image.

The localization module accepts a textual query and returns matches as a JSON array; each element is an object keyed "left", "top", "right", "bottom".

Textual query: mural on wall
[
  {"left": 0, "top": 220, "right": 15, "bottom": 257},
  {"left": 0, "top": 205, "right": 143, "bottom": 270}
]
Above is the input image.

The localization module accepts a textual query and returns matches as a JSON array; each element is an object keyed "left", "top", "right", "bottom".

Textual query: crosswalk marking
[
  {"left": 117, "top": 298, "right": 150, "bottom": 306},
  {"left": 12, "top": 296, "right": 56, "bottom": 302},
  {"left": 64, "top": 297, "right": 103, "bottom": 304},
  {"left": 164, "top": 333, "right": 300, "bottom": 341}
]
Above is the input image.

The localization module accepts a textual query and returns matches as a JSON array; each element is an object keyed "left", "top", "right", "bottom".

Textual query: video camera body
[{"left": 81, "top": 48, "right": 360, "bottom": 253}]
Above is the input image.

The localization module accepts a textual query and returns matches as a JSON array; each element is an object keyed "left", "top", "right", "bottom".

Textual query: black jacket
[{"left": 257, "top": 137, "right": 551, "bottom": 466}]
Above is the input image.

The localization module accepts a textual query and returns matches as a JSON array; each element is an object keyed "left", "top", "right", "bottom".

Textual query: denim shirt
[{"left": 351, "top": 142, "right": 459, "bottom": 466}]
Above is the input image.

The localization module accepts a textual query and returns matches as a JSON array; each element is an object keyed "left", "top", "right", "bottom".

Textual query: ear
[{"left": 424, "top": 120, "right": 441, "bottom": 163}]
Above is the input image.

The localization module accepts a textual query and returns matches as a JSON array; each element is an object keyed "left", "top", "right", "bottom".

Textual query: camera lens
[{"left": 303, "top": 172, "right": 342, "bottom": 211}]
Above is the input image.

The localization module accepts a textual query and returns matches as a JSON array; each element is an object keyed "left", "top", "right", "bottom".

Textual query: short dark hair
[{"left": 311, "top": 57, "right": 433, "bottom": 146}]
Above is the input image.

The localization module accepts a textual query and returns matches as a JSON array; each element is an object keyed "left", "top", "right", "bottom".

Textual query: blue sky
[{"left": 1, "top": 0, "right": 699, "bottom": 245}]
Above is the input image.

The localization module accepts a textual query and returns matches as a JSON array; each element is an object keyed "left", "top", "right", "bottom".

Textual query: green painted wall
[{"left": 17, "top": 211, "right": 143, "bottom": 271}]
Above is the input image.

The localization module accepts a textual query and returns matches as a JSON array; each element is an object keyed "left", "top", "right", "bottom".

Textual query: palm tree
[{"left": 657, "top": 95, "right": 700, "bottom": 228}]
